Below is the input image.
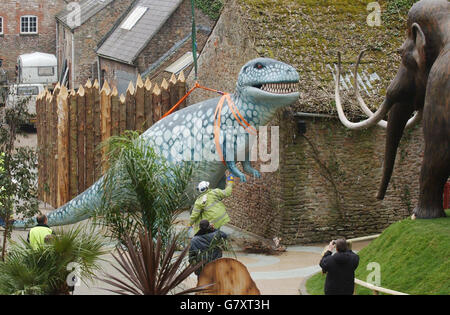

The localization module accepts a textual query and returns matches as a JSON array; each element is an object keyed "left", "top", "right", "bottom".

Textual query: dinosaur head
[{"left": 236, "top": 58, "right": 300, "bottom": 107}]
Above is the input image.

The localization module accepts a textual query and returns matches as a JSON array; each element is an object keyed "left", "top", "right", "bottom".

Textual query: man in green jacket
[
  {"left": 190, "top": 175, "right": 234, "bottom": 234},
  {"left": 27, "top": 214, "right": 54, "bottom": 250}
]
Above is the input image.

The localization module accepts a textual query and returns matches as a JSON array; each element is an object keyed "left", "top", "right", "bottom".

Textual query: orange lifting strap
[{"left": 159, "top": 82, "right": 257, "bottom": 165}]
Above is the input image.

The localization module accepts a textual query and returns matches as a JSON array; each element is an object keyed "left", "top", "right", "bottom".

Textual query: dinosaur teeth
[{"left": 260, "top": 82, "right": 298, "bottom": 94}]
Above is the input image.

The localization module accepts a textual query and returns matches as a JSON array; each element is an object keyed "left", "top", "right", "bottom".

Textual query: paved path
[{"left": 7, "top": 212, "right": 370, "bottom": 295}]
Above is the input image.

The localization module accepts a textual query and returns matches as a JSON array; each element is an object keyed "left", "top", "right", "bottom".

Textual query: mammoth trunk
[{"left": 377, "top": 102, "right": 415, "bottom": 200}]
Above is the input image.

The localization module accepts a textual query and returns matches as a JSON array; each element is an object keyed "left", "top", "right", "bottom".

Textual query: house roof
[
  {"left": 56, "top": 0, "right": 116, "bottom": 30},
  {"left": 96, "top": 0, "right": 184, "bottom": 65}
]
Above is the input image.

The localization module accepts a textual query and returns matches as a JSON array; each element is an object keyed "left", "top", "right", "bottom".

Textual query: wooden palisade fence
[{"left": 36, "top": 72, "right": 186, "bottom": 208}]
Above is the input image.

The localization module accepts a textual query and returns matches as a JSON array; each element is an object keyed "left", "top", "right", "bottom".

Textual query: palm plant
[
  {"left": 99, "top": 230, "right": 212, "bottom": 295},
  {"left": 94, "top": 131, "right": 194, "bottom": 245},
  {"left": 0, "top": 226, "right": 107, "bottom": 295}
]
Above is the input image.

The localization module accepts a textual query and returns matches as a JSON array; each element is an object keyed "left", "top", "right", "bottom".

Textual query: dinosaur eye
[{"left": 254, "top": 63, "right": 264, "bottom": 70}]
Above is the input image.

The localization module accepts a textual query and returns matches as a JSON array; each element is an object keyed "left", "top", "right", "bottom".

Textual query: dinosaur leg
[
  {"left": 242, "top": 160, "right": 261, "bottom": 179},
  {"left": 226, "top": 161, "right": 247, "bottom": 183}
]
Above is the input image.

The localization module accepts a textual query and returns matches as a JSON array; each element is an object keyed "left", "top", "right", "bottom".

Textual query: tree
[
  {"left": 92, "top": 131, "right": 194, "bottom": 245},
  {"left": 0, "top": 93, "right": 39, "bottom": 261},
  {"left": 0, "top": 226, "right": 107, "bottom": 295},
  {"left": 98, "top": 230, "right": 211, "bottom": 295}
]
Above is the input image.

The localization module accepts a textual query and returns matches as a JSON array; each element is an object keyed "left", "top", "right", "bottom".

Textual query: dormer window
[
  {"left": 20, "top": 15, "right": 38, "bottom": 34},
  {"left": 0, "top": 17, "right": 4, "bottom": 35}
]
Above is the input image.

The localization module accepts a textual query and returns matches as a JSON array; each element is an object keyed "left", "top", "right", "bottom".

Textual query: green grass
[{"left": 306, "top": 210, "right": 450, "bottom": 295}]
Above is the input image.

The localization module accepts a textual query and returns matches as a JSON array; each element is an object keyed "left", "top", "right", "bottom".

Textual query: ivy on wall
[{"left": 194, "top": 0, "right": 224, "bottom": 20}]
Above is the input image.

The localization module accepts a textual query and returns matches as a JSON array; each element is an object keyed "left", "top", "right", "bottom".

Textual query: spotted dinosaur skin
[{"left": 12, "top": 58, "right": 299, "bottom": 228}]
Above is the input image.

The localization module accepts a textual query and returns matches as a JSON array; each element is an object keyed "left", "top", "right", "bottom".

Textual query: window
[
  {"left": 0, "top": 17, "right": 3, "bottom": 35},
  {"left": 165, "top": 52, "right": 198, "bottom": 75},
  {"left": 38, "top": 67, "right": 54, "bottom": 76},
  {"left": 17, "top": 86, "right": 39, "bottom": 96},
  {"left": 20, "top": 16, "right": 38, "bottom": 34},
  {"left": 121, "top": 6, "right": 147, "bottom": 30}
]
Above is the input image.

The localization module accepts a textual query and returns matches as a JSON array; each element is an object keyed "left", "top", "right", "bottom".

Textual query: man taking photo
[{"left": 319, "top": 238, "right": 359, "bottom": 295}]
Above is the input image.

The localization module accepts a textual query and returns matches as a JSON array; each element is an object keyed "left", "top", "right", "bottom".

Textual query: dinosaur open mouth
[{"left": 254, "top": 82, "right": 299, "bottom": 95}]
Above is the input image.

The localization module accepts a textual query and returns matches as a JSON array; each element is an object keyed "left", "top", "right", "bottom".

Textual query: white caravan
[{"left": 17, "top": 52, "right": 57, "bottom": 85}]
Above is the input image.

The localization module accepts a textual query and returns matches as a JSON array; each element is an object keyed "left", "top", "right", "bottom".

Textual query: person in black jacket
[
  {"left": 188, "top": 219, "right": 227, "bottom": 278},
  {"left": 319, "top": 238, "right": 359, "bottom": 295}
]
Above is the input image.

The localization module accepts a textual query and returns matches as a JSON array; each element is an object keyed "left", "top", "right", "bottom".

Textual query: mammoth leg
[
  {"left": 414, "top": 52, "right": 450, "bottom": 219},
  {"left": 414, "top": 143, "right": 449, "bottom": 218},
  {"left": 377, "top": 102, "right": 414, "bottom": 200},
  {"left": 414, "top": 73, "right": 449, "bottom": 219}
]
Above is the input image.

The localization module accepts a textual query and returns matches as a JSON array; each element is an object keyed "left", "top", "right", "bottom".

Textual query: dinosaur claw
[{"left": 253, "top": 170, "right": 261, "bottom": 178}]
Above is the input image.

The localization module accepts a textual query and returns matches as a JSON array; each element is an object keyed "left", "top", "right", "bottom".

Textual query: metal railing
[
  {"left": 354, "top": 278, "right": 408, "bottom": 295},
  {"left": 348, "top": 234, "right": 409, "bottom": 295}
]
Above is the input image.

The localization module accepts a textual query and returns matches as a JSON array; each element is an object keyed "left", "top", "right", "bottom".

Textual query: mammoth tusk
[
  {"left": 335, "top": 52, "right": 390, "bottom": 130},
  {"left": 354, "top": 50, "right": 423, "bottom": 129}
]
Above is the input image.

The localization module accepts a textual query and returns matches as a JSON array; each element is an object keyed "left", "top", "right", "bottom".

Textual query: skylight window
[
  {"left": 165, "top": 52, "right": 198, "bottom": 75},
  {"left": 121, "top": 6, "right": 147, "bottom": 30}
]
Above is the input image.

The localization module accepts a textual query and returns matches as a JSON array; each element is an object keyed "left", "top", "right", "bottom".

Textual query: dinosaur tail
[{"left": 12, "top": 177, "right": 105, "bottom": 229}]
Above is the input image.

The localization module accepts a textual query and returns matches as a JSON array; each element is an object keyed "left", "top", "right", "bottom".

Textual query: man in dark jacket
[
  {"left": 319, "top": 238, "right": 359, "bottom": 295},
  {"left": 189, "top": 219, "right": 227, "bottom": 277}
]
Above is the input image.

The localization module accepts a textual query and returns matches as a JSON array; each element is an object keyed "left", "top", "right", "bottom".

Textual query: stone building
[
  {"left": 186, "top": 0, "right": 427, "bottom": 244},
  {"left": 0, "top": 0, "right": 67, "bottom": 82},
  {"left": 96, "top": 0, "right": 214, "bottom": 95},
  {"left": 56, "top": 0, "right": 134, "bottom": 89}
]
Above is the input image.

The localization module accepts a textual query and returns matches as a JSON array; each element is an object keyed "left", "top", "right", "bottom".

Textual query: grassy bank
[{"left": 306, "top": 210, "right": 450, "bottom": 295}]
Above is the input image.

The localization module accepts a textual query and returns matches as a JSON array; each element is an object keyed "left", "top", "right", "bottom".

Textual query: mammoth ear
[{"left": 411, "top": 23, "right": 426, "bottom": 68}]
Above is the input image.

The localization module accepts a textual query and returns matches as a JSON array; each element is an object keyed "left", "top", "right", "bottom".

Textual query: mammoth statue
[{"left": 335, "top": 0, "right": 449, "bottom": 219}]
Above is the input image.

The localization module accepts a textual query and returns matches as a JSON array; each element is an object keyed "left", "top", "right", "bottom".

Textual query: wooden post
[
  {"left": 111, "top": 86, "right": 119, "bottom": 137},
  {"left": 177, "top": 71, "right": 186, "bottom": 109},
  {"left": 135, "top": 75, "right": 145, "bottom": 133},
  {"left": 44, "top": 91, "right": 52, "bottom": 204},
  {"left": 77, "top": 85, "right": 86, "bottom": 193},
  {"left": 161, "top": 78, "right": 170, "bottom": 116},
  {"left": 51, "top": 86, "right": 60, "bottom": 207},
  {"left": 143, "top": 77, "right": 153, "bottom": 129},
  {"left": 68, "top": 89, "right": 78, "bottom": 200},
  {"left": 119, "top": 94, "right": 126, "bottom": 134},
  {"left": 93, "top": 79, "right": 102, "bottom": 181},
  {"left": 84, "top": 80, "right": 94, "bottom": 187},
  {"left": 125, "top": 81, "right": 136, "bottom": 131},
  {"left": 36, "top": 93, "right": 42, "bottom": 200},
  {"left": 57, "top": 86, "right": 70, "bottom": 207},
  {"left": 100, "top": 80, "right": 111, "bottom": 174},
  {"left": 152, "top": 83, "right": 162, "bottom": 122},
  {"left": 169, "top": 73, "right": 178, "bottom": 110}
]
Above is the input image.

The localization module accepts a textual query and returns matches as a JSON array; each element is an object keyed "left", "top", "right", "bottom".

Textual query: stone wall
[
  {"left": 223, "top": 115, "right": 423, "bottom": 244},
  {"left": 186, "top": 0, "right": 258, "bottom": 103}
]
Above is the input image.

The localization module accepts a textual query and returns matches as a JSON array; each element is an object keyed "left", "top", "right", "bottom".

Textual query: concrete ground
[{"left": 6, "top": 209, "right": 371, "bottom": 296}]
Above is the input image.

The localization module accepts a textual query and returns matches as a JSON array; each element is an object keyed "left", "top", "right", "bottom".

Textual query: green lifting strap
[{"left": 191, "top": 0, "right": 198, "bottom": 81}]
